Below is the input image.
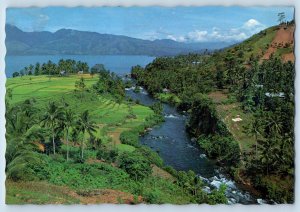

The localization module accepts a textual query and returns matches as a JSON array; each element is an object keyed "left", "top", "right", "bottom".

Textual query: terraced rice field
[{"left": 6, "top": 74, "right": 154, "bottom": 151}]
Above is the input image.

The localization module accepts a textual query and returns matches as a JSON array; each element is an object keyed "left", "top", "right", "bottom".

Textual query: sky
[{"left": 6, "top": 6, "right": 294, "bottom": 43}]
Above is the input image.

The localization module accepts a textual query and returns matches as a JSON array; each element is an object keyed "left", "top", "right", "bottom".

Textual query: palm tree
[
  {"left": 6, "top": 125, "right": 46, "bottom": 181},
  {"left": 64, "top": 109, "right": 76, "bottom": 161},
  {"left": 41, "top": 101, "right": 64, "bottom": 155},
  {"left": 76, "top": 110, "right": 96, "bottom": 160}
]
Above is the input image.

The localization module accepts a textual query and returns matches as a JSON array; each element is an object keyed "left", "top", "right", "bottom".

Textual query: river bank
[{"left": 125, "top": 85, "right": 261, "bottom": 204}]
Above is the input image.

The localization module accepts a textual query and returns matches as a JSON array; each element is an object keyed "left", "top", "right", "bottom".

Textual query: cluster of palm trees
[{"left": 41, "top": 100, "right": 97, "bottom": 161}]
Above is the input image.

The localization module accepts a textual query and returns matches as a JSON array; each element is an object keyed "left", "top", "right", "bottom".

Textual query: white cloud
[
  {"left": 167, "top": 18, "right": 266, "bottom": 43},
  {"left": 186, "top": 30, "right": 208, "bottom": 42},
  {"left": 243, "top": 19, "right": 261, "bottom": 28},
  {"left": 39, "top": 14, "right": 49, "bottom": 21}
]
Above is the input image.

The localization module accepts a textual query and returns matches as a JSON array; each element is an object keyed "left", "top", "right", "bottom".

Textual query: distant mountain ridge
[{"left": 5, "top": 24, "right": 233, "bottom": 56}]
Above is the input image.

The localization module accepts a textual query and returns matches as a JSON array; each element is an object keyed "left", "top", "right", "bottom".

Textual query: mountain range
[{"left": 5, "top": 24, "right": 234, "bottom": 56}]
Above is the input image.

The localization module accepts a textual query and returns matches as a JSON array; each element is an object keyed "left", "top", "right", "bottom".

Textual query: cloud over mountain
[{"left": 167, "top": 19, "right": 266, "bottom": 43}]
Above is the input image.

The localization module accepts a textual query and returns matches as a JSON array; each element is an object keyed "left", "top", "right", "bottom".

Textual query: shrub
[
  {"left": 143, "top": 189, "right": 162, "bottom": 204},
  {"left": 198, "top": 135, "right": 240, "bottom": 167},
  {"left": 120, "top": 131, "right": 139, "bottom": 147},
  {"left": 6, "top": 152, "right": 47, "bottom": 181},
  {"left": 207, "top": 184, "right": 227, "bottom": 204},
  {"left": 138, "top": 146, "right": 163, "bottom": 167},
  {"left": 163, "top": 166, "right": 177, "bottom": 176},
  {"left": 117, "top": 152, "right": 152, "bottom": 181},
  {"left": 96, "top": 148, "right": 118, "bottom": 162}
]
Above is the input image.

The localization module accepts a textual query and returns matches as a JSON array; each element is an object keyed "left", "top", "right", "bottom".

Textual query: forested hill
[
  {"left": 221, "top": 22, "right": 294, "bottom": 63},
  {"left": 131, "top": 21, "right": 295, "bottom": 203},
  {"left": 5, "top": 24, "right": 233, "bottom": 56}
]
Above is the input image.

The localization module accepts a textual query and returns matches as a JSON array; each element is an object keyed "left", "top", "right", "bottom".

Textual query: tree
[
  {"left": 150, "top": 102, "right": 163, "bottom": 115},
  {"left": 76, "top": 61, "right": 89, "bottom": 73},
  {"left": 278, "top": 12, "right": 286, "bottom": 25},
  {"left": 75, "top": 77, "right": 86, "bottom": 101},
  {"left": 90, "top": 64, "right": 106, "bottom": 77},
  {"left": 28, "top": 64, "right": 34, "bottom": 75},
  {"left": 63, "top": 109, "right": 76, "bottom": 161},
  {"left": 117, "top": 151, "right": 152, "bottom": 181},
  {"left": 34, "top": 62, "right": 41, "bottom": 75},
  {"left": 207, "top": 184, "right": 227, "bottom": 204},
  {"left": 41, "top": 101, "right": 64, "bottom": 155},
  {"left": 246, "top": 112, "right": 263, "bottom": 160},
  {"left": 76, "top": 110, "right": 96, "bottom": 160},
  {"left": 12, "top": 72, "right": 20, "bottom": 78},
  {"left": 6, "top": 88, "right": 13, "bottom": 100}
]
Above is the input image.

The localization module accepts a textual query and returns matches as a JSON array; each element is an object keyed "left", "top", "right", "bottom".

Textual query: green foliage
[
  {"left": 117, "top": 151, "right": 152, "bottom": 181},
  {"left": 155, "top": 93, "right": 181, "bottom": 105},
  {"left": 143, "top": 189, "right": 162, "bottom": 204},
  {"left": 41, "top": 101, "right": 65, "bottom": 155},
  {"left": 90, "top": 64, "right": 106, "bottom": 76},
  {"left": 131, "top": 65, "right": 145, "bottom": 81},
  {"left": 76, "top": 110, "right": 97, "bottom": 160},
  {"left": 138, "top": 146, "right": 163, "bottom": 167},
  {"left": 6, "top": 152, "right": 46, "bottom": 181},
  {"left": 207, "top": 184, "right": 228, "bottom": 204},
  {"left": 92, "top": 69, "right": 125, "bottom": 99},
  {"left": 120, "top": 130, "right": 139, "bottom": 147},
  {"left": 16, "top": 59, "right": 91, "bottom": 77},
  {"left": 198, "top": 135, "right": 240, "bottom": 167},
  {"left": 187, "top": 93, "right": 229, "bottom": 137},
  {"left": 96, "top": 148, "right": 119, "bottom": 162}
]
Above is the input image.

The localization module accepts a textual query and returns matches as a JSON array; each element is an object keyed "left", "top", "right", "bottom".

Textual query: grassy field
[
  {"left": 208, "top": 90, "right": 255, "bottom": 153},
  {"left": 237, "top": 26, "right": 278, "bottom": 60},
  {"left": 6, "top": 74, "right": 154, "bottom": 151}
]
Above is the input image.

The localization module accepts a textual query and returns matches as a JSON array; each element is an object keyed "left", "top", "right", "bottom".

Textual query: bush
[
  {"left": 117, "top": 152, "right": 152, "bottom": 181},
  {"left": 150, "top": 102, "right": 163, "bottom": 114},
  {"left": 198, "top": 135, "right": 240, "bottom": 167},
  {"left": 6, "top": 152, "right": 47, "bottom": 181},
  {"left": 163, "top": 166, "right": 177, "bottom": 176},
  {"left": 120, "top": 131, "right": 139, "bottom": 147},
  {"left": 96, "top": 148, "right": 119, "bottom": 162},
  {"left": 254, "top": 176, "right": 294, "bottom": 203},
  {"left": 138, "top": 146, "right": 163, "bottom": 167},
  {"left": 143, "top": 189, "right": 162, "bottom": 204},
  {"left": 207, "top": 184, "right": 227, "bottom": 204}
]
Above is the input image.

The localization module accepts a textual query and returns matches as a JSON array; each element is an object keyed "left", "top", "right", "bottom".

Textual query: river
[
  {"left": 6, "top": 54, "right": 261, "bottom": 204},
  {"left": 126, "top": 85, "right": 260, "bottom": 204}
]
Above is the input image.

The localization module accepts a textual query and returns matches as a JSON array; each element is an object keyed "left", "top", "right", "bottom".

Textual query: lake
[{"left": 5, "top": 55, "right": 155, "bottom": 78}]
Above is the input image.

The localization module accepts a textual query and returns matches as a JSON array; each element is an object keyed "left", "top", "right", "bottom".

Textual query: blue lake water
[{"left": 5, "top": 55, "right": 155, "bottom": 78}]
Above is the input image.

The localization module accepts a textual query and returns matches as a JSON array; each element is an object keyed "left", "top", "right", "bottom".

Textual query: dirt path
[
  {"left": 262, "top": 25, "right": 294, "bottom": 62},
  {"left": 74, "top": 189, "right": 142, "bottom": 204},
  {"left": 7, "top": 181, "right": 142, "bottom": 204}
]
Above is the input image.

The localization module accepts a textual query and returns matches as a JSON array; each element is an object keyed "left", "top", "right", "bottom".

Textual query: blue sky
[{"left": 6, "top": 6, "right": 294, "bottom": 43}]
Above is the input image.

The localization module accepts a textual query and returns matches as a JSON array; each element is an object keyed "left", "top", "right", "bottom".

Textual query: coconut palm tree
[
  {"left": 63, "top": 109, "right": 76, "bottom": 161},
  {"left": 76, "top": 110, "right": 96, "bottom": 160},
  {"left": 41, "top": 101, "right": 64, "bottom": 155},
  {"left": 6, "top": 124, "right": 46, "bottom": 181}
]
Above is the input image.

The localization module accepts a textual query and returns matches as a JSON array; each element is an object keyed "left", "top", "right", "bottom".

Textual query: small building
[
  {"left": 162, "top": 88, "right": 170, "bottom": 93},
  {"left": 192, "top": 61, "right": 201, "bottom": 65},
  {"left": 60, "top": 70, "right": 66, "bottom": 76},
  {"left": 255, "top": 84, "right": 263, "bottom": 88},
  {"left": 265, "top": 92, "right": 285, "bottom": 98}
]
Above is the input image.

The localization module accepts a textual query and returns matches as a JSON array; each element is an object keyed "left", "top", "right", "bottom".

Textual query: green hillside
[
  {"left": 132, "top": 22, "right": 295, "bottom": 203},
  {"left": 6, "top": 74, "right": 227, "bottom": 204}
]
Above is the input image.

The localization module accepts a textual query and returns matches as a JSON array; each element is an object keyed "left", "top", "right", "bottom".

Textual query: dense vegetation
[
  {"left": 6, "top": 61, "right": 228, "bottom": 204},
  {"left": 132, "top": 23, "right": 295, "bottom": 203}
]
